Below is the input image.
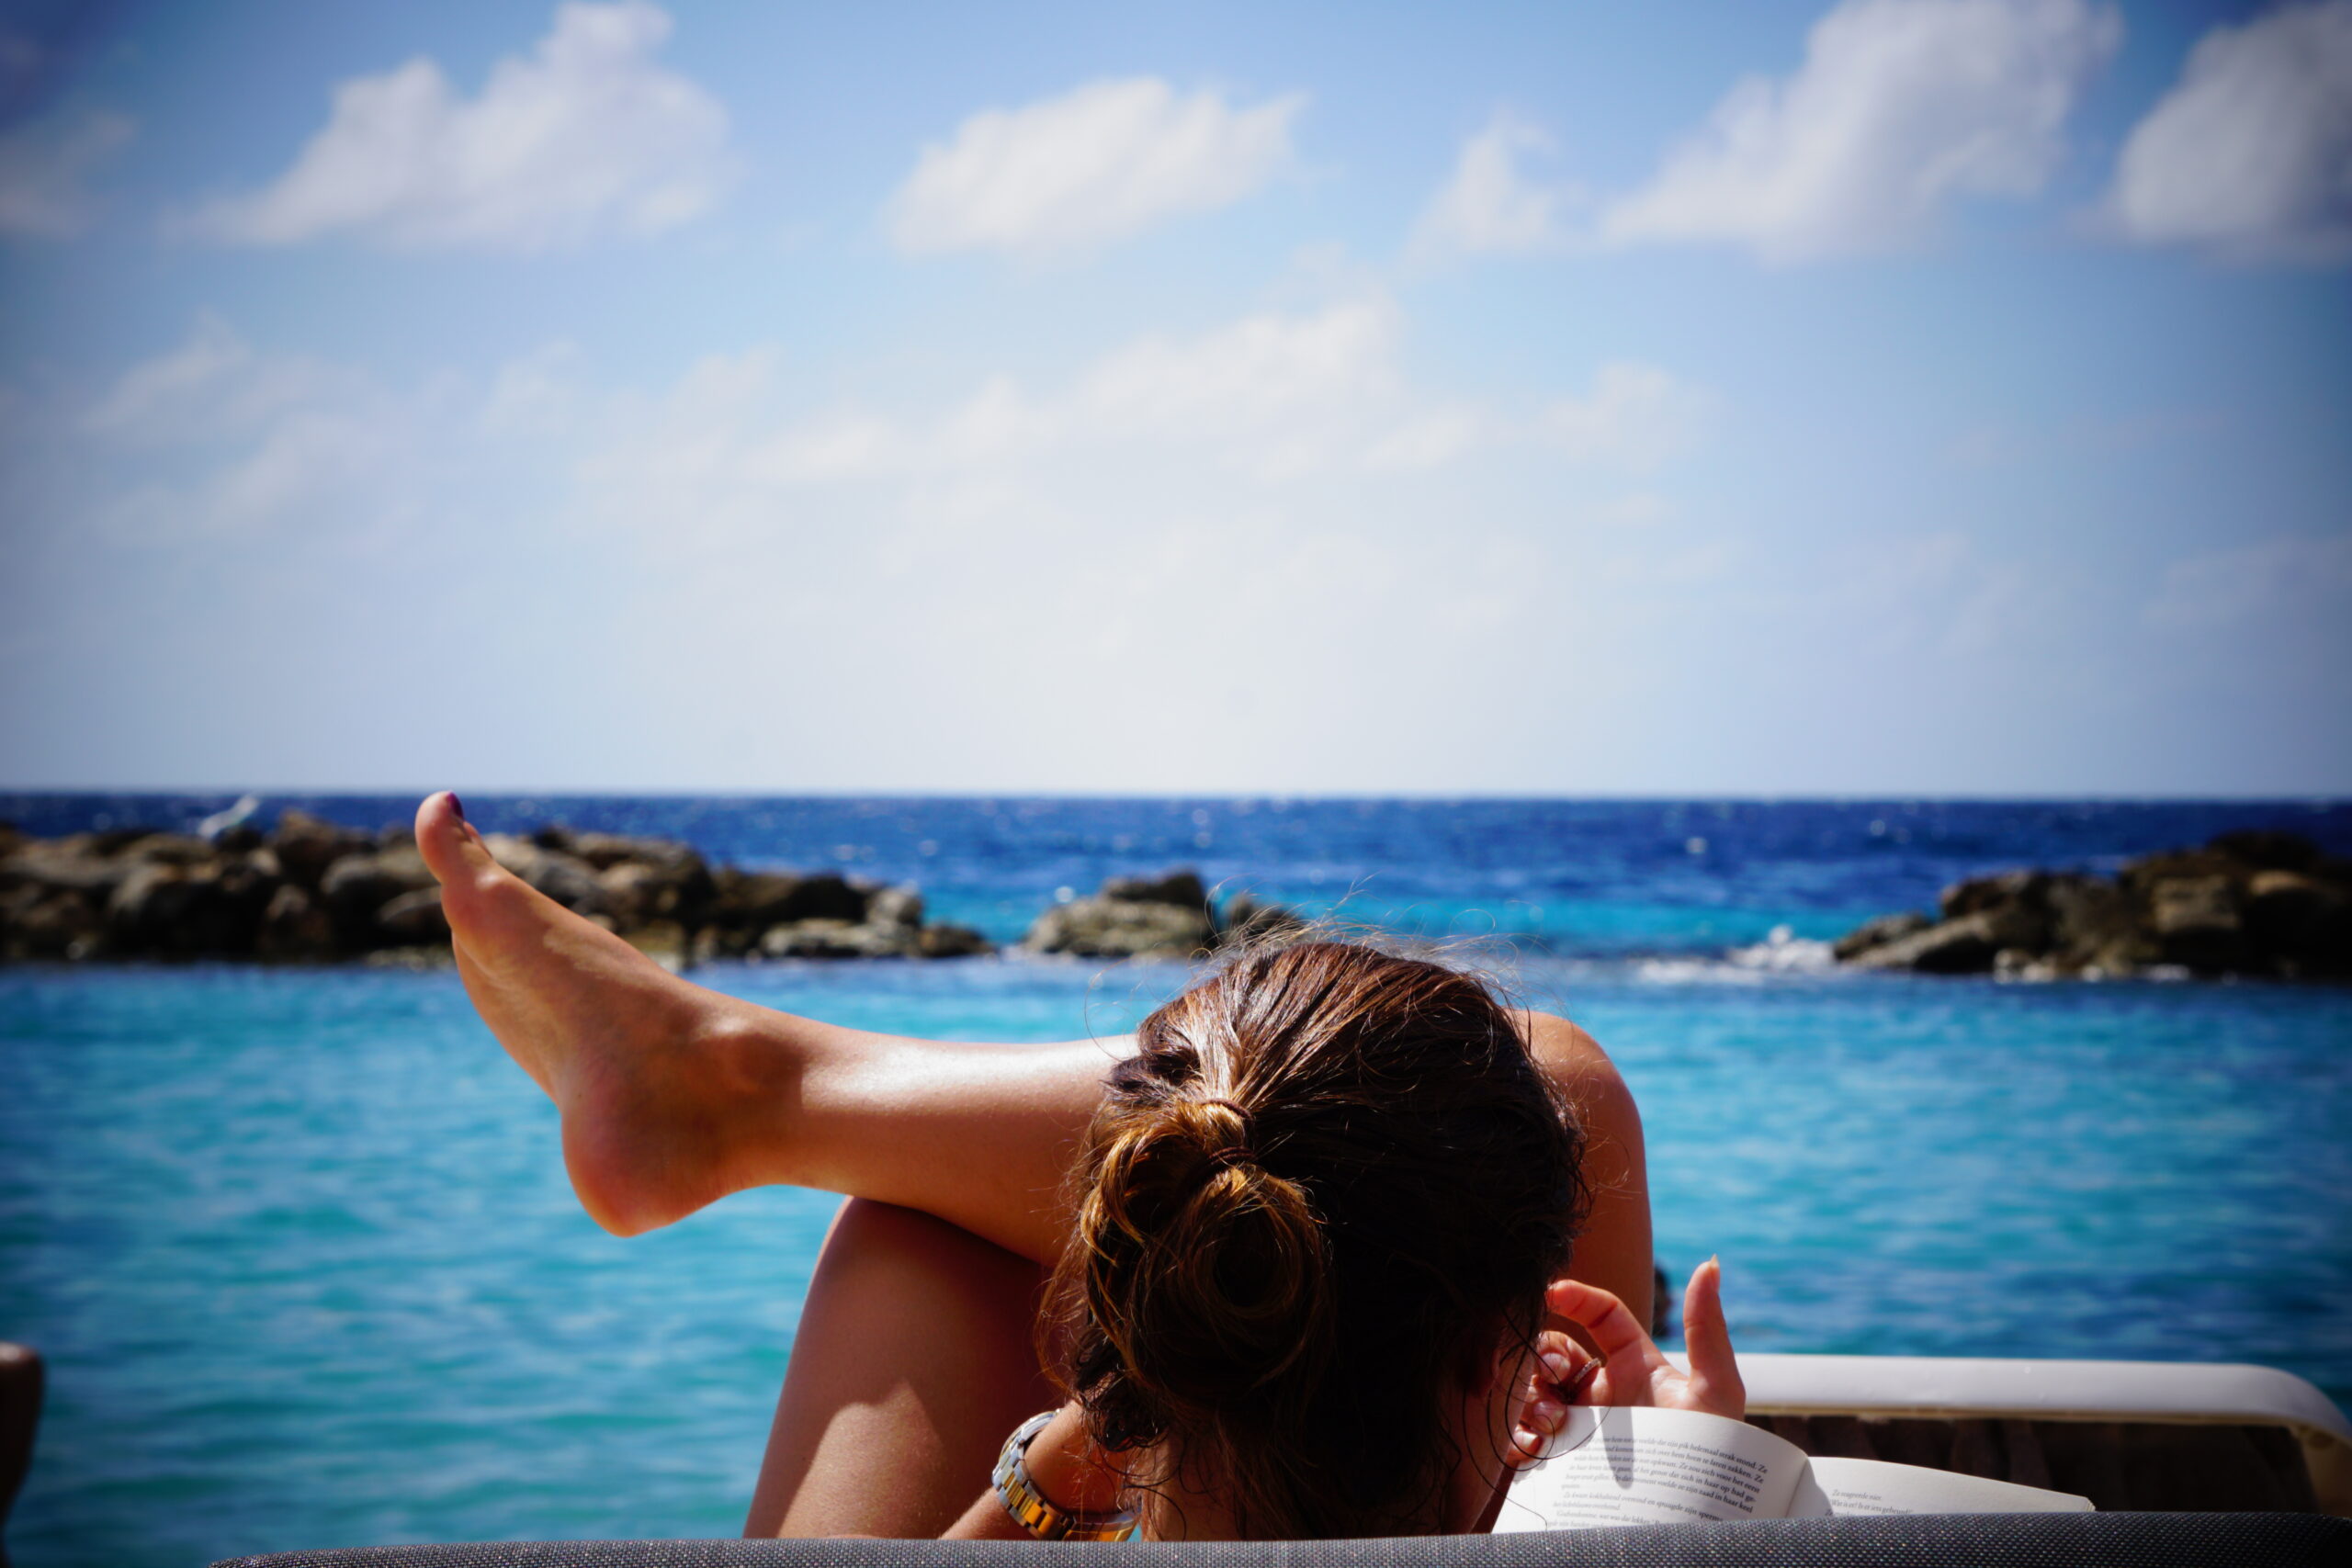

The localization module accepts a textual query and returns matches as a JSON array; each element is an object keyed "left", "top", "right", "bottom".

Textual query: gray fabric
[{"left": 209, "top": 1513, "right": 2352, "bottom": 1568}]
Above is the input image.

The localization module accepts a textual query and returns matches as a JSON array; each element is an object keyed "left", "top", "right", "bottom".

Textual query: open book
[{"left": 1496, "top": 1405, "right": 2094, "bottom": 1530}]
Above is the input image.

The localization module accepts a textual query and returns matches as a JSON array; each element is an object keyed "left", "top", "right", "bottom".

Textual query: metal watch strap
[{"left": 991, "top": 1408, "right": 1136, "bottom": 1541}]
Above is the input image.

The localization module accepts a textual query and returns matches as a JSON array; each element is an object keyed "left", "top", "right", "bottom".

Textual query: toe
[{"left": 415, "top": 791, "right": 503, "bottom": 890}]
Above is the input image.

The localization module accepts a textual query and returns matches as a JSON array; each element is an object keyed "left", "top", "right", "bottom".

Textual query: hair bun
[
  {"left": 1180, "top": 1097, "right": 1252, "bottom": 1166},
  {"left": 1077, "top": 1089, "right": 1331, "bottom": 1412}
]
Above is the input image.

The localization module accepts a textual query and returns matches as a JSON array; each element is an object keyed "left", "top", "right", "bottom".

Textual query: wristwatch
[{"left": 992, "top": 1409, "right": 1139, "bottom": 1541}]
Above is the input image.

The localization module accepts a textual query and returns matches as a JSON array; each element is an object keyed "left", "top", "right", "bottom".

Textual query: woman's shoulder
[{"left": 1510, "top": 1011, "right": 1636, "bottom": 1120}]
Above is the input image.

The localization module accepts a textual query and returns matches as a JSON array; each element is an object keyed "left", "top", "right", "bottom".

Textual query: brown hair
[{"left": 1043, "top": 940, "right": 1587, "bottom": 1538}]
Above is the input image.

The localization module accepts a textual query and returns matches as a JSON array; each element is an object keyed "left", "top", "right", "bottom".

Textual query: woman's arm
[
  {"left": 1515, "top": 1011, "right": 1653, "bottom": 1328},
  {"left": 941, "top": 1404, "right": 1127, "bottom": 1540}
]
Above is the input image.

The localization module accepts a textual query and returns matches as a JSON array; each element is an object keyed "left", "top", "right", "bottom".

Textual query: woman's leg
[
  {"left": 742, "top": 1199, "right": 1053, "bottom": 1538},
  {"left": 417, "top": 792, "right": 1124, "bottom": 1261},
  {"left": 414, "top": 793, "right": 1652, "bottom": 1314}
]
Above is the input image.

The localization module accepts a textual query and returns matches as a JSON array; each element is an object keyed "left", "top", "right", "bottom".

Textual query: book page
[
  {"left": 1787, "top": 1457, "right": 2096, "bottom": 1517},
  {"left": 1494, "top": 1406, "right": 1811, "bottom": 1531}
]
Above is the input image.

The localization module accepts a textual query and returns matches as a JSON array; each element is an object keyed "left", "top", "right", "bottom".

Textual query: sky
[{"left": 0, "top": 0, "right": 2346, "bottom": 795}]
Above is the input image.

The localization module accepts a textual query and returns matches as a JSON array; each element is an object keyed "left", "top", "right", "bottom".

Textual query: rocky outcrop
[
  {"left": 0, "top": 812, "right": 992, "bottom": 964},
  {"left": 1022, "top": 871, "right": 1306, "bottom": 961},
  {"left": 1836, "top": 832, "right": 2351, "bottom": 981}
]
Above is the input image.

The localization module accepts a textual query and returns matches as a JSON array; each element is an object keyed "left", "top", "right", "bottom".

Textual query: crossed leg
[{"left": 413, "top": 792, "right": 1653, "bottom": 1539}]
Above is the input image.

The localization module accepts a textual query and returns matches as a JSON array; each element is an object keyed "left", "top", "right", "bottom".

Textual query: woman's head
[{"left": 1044, "top": 939, "right": 1587, "bottom": 1539}]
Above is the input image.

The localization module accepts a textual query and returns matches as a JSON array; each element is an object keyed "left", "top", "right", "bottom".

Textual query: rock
[
  {"left": 1993, "top": 947, "right": 2039, "bottom": 979},
  {"left": 320, "top": 849, "right": 435, "bottom": 951},
  {"left": 211, "top": 823, "right": 265, "bottom": 854},
  {"left": 1939, "top": 870, "right": 2046, "bottom": 921},
  {"left": 1021, "top": 870, "right": 1296, "bottom": 960},
  {"left": 1838, "top": 836, "right": 2352, "bottom": 981},
  {"left": 1023, "top": 878, "right": 1217, "bottom": 960},
  {"left": 2244, "top": 870, "right": 2350, "bottom": 976},
  {"left": 256, "top": 884, "right": 334, "bottom": 961},
  {"left": 1832, "top": 910, "right": 1932, "bottom": 962},
  {"left": 760, "top": 919, "right": 912, "bottom": 960},
  {"left": 269, "top": 810, "right": 374, "bottom": 890},
  {"left": 745, "top": 886, "right": 980, "bottom": 960},
  {"left": 1935, "top": 870, "right": 2066, "bottom": 952},
  {"left": 865, "top": 886, "right": 923, "bottom": 933},
  {"left": 711, "top": 869, "right": 868, "bottom": 929},
  {"left": 0, "top": 841, "right": 131, "bottom": 899},
  {"left": 1, "top": 884, "right": 106, "bottom": 960},
  {"left": 2119, "top": 847, "right": 2245, "bottom": 899},
  {"left": 570, "top": 832, "right": 706, "bottom": 875},
  {"left": 79, "top": 829, "right": 158, "bottom": 857},
  {"left": 482, "top": 835, "right": 606, "bottom": 916},
  {"left": 620, "top": 920, "right": 693, "bottom": 964},
  {"left": 2207, "top": 830, "right": 2323, "bottom": 874},
  {"left": 1221, "top": 892, "right": 1307, "bottom": 945},
  {"left": 1, "top": 815, "right": 980, "bottom": 967},
  {"left": 105, "top": 857, "right": 277, "bottom": 958},
  {"left": 2045, "top": 877, "right": 2144, "bottom": 971},
  {"left": 2146, "top": 874, "right": 2245, "bottom": 973},
  {"left": 1849, "top": 909, "right": 2041, "bottom": 976},
  {"left": 596, "top": 859, "right": 715, "bottom": 927},
  {"left": 695, "top": 924, "right": 763, "bottom": 961},
  {"left": 375, "top": 887, "right": 450, "bottom": 944},
  {"left": 1102, "top": 871, "right": 1211, "bottom": 910},
  {"left": 121, "top": 833, "right": 219, "bottom": 867},
  {"left": 917, "top": 923, "right": 992, "bottom": 958}
]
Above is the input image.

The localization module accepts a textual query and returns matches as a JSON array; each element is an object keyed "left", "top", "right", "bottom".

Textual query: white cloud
[
  {"left": 17, "top": 304, "right": 1727, "bottom": 792},
  {"left": 177, "top": 1, "right": 732, "bottom": 252},
  {"left": 2101, "top": 1, "right": 2352, "bottom": 265},
  {"left": 552, "top": 308, "right": 1703, "bottom": 788},
  {"left": 75, "top": 314, "right": 412, "bottom": 539},
  {"left": 84, "top": 313, "right": 350, "bottom": 441},
  {"left": 480, "top": 340, "right": 590, "bottom": 437},
  {"left": 1542, "top": 363, "right": 1710, "bottom": 471},
  {"left": 574, "top": 296, "right": 1703, "bottom": 507},
  {"left": 2144, "top": 533, "right": 2352, "bottom": 631},
  {"left": 888, "top": 77, "right": 1302, "bottom": 256},
  {"left": 0, "top": 108, "right": 132, "bottom": 238},
  {"left": 1601, "top": 0, "right": 2120, "bottom": 261},
  {"left": 1411, "top": 113, "right": 1579, "bottom": 257}
]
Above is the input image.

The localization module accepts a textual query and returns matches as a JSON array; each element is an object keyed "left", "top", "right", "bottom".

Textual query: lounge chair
[{"left": 208, "top": 1354, "right": 2352, "bottom": 1567}]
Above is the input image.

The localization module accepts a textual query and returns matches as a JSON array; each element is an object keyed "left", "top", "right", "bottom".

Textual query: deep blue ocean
[{"left": 3, "top": 795, "right": 2348, "bottom": 1566}]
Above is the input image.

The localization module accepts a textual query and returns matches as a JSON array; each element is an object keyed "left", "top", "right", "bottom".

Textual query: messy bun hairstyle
[{"left": 1043, "top": 941, "right": 1587, "bottom": 1539}]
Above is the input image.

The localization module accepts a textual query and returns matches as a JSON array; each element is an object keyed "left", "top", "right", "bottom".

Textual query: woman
[{"left": 410, "top": 792, "right": 1741, "bottom": 1540}]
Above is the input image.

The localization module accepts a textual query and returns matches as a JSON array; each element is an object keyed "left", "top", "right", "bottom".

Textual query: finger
[
  {"left": 1679, "top": 1257, "right": 1747, "bottom": 1417},
  {"left": 1508, "top": 1422, "right": 1549, "bottom": 1467},
  {"left": 1509, "top": 1381, "right": 1580, "bottom": 1466},
  {"left": 1547, "top": 1277, "right": 1670, "bottom": 1379},
  {"left": 1536, "top": 1338, "right": 1595, "bottom": 1398}
]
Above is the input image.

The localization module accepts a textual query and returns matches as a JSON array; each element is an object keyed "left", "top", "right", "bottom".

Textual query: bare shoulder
[{"left": 1510, "top": 1010, "right": 1640, "bottom": 1127}]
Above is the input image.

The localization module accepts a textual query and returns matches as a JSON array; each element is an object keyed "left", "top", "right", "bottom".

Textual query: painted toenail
[{"left": 448, "top": 792, "right": 466, "bottom": 821}]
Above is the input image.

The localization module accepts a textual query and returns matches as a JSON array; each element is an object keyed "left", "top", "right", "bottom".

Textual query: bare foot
[{"left": 416, "top": 791, "right": 788, "bottom": 1235}]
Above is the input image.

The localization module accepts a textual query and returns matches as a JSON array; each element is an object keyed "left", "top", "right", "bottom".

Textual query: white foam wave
[
  {"left": 1727, "top": 924, "right": 1838, "bottom": 974},
  {"left": 1626, "top": 926, "right": 1840, "bottom": 986}
]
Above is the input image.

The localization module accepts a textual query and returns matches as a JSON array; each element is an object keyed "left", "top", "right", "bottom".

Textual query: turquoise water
[
  {"left": 3, "top": 957, "right": 2346, "bottom": 1566},
  {"left": 4, "top": 795, "right": 2351, "bottom": 1564}
]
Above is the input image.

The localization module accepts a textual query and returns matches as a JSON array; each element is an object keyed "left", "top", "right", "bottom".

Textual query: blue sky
[{"left": 1, "top": 0, "right": 2346, "bottom": 794}]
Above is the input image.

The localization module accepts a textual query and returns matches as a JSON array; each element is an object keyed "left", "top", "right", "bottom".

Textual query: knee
[
  {"left": 831, "top": 1196, "right": 970, "bottom": 1252},
  {"left": 823, "top": 1199, "right": 1045, "bottom": 1297}
]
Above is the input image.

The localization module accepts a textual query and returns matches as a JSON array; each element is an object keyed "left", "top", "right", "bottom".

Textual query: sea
[{"left": 2, "top": 795, "right": 2348, "bottom": 1566}]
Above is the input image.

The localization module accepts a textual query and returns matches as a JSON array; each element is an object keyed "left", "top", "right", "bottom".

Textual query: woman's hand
[{"left": 1508, "top": 1257, "right": 1745, "bottom": 1463}]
